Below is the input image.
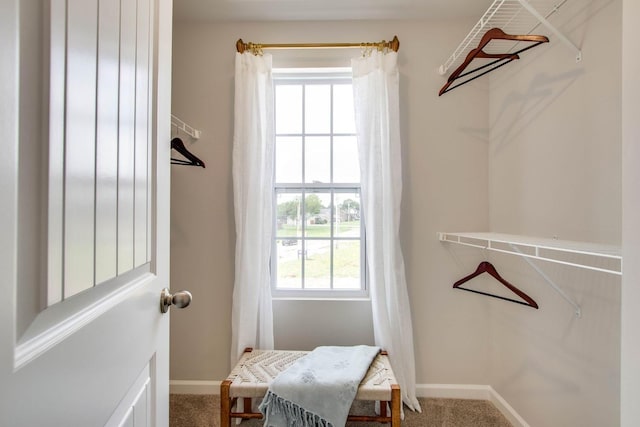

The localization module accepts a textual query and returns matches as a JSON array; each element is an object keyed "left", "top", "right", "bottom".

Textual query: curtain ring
[{"left": 248, "top": 43, "right": 263, "bottom": 56}]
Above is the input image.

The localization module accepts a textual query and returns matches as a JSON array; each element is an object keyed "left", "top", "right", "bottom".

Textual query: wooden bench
[{"left": 220, "top": 348, "right": 401, "bottom": 427}]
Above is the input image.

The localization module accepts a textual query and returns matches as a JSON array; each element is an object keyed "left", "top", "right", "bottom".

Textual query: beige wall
[
  {"left": 487, "top": 1, "right": 621, "bottom": 426},
  {"left": 170, "top": 4, "right": 625, "bottom": 425},
  {"left": 170, "top": 19, "right": 490, "bottom": 382},
  {"left": 489, "top": 0, "right": 621, "bottom": 243}
]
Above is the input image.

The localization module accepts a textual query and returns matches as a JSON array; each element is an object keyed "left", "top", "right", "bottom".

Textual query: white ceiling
[{"left": 173, "top": 0, "right": 492, "bottom": 22}]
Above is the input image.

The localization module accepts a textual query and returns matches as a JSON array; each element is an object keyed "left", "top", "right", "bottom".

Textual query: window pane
[
  {"left": 304, "top": 240, "right": 331, "bottom": 289},
  {"left": 276, "top": 192, "right": 302, "bottom": 238},
  {"left": 276, "top": 136, "right": 302, "bottom": 183},
  {"left": 335, "top": 192, "right": 361, "bottom": 238},
  {"left": 276, "top": 85, "right": 302, "bottom": 134},
  {"left": 333, "top": 240, "right": 361, "bottom": 289},
  {"left": 273, "top": 74, "right": 364, "bottom": 296},
  {"left": 305, "top": 85, "right": 330, "bottom": 134},
  {"left": 305, "top": 136, "right": 330, "bottom": 183},
  {"left": 333, "top": 136, "right": 360, "bottom": 183},
  {"left": 276, "top": 243, "right": 302, "bottom": 289},
  {"left": 333, "top": 84, "right": 355, "bottom": 134},
  {"left": 304, "top": 192, "right": 331, "bottom": 238}
]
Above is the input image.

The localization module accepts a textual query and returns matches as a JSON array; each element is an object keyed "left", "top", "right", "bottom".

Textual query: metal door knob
[{"left": 160, "top": 288, "right": 192, "bottom": 313}]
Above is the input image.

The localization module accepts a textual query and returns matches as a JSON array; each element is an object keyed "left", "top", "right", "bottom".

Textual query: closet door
[{"left": 0, "top": 0, "right": 173, "bottom": 425}]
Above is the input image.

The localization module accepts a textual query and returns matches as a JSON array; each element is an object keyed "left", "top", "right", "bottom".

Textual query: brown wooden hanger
[
  {"left": 453, "top": 261, "right": 539, "bottom": 309},
  {"left": 171, "top": 137, "right": 206, "bottom": 168},
  {"left": 439, "top": 28, "right": 549, "bottom": 96}
]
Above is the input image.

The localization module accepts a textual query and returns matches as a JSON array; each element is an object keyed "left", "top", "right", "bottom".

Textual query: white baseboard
[
  {"left": 170, "top": 380, "right": 221, "bottom": 395},
  {"left": 170, "top": 380, "right": 528, "bottom": 427},
  {"left": 487, "top": 386, "right": 530, "bottom": 427},
  {"left": 417, "top": 384, "right": 529, "bottom": 427},
  {"left": 416, "top": 383, "right": 492, "bottom": 400}
]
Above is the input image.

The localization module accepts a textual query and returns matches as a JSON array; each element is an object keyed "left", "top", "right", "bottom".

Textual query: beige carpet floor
[{"left": 170, "top": 394, "right": 513, "bottom": 427}]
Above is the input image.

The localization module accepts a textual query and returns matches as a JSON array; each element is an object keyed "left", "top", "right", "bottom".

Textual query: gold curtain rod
[{"left": 235, "top": 36, "right": 400, "bottom": 55}]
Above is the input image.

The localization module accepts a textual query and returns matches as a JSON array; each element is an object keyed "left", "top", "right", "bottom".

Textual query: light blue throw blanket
[{"left": 259, "top": 345, "right": 380, "bottom": 427}]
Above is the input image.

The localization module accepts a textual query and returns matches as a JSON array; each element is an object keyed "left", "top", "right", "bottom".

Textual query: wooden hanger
[
  {"left": 453, "top": 261, "right": 539, "bottom": 309},
  {"left": 439, "top": 28, "right": 549, "bottom": 96},
  {"left": 171, "top": 137, "right": 206, "bottom": 168}
]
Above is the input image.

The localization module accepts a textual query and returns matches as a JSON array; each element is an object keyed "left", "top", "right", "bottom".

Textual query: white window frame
[{"left": 271, "top": 69, "right": 367, "bottom": 299}]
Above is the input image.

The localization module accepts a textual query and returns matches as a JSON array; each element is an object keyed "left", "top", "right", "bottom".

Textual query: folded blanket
[{"left": 259, "top": 345, "right": 380, "bottom": 427}]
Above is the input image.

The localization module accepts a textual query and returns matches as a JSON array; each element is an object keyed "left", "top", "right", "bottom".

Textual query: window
[{"left": 272, "top": 70, "right": 365, "bottom": 297}]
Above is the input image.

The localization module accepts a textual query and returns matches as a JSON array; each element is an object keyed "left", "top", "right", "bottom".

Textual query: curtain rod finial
[
  {"left": 236, "top": 39, "right": 246, "bottom": 53},
  {"left": 390, "top": 36, "right": 400, "bottom": 52}
]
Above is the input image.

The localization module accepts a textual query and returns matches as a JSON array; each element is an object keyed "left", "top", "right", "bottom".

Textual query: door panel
[
  {"left": 118, "top": 0, "right": 138, "bottom": 276},
  {"left": 0, "top": 0, "right": 173, "bottom": 425},
  {"left": 47, "top": 0, "right": 66, "bottom": 306},
  {"left": 135, "top": 0, "right": 152, "bottom": 269},
  {"left": 49, "top": 0, "right": 154, "bottom": 301},
  {"left": 106, "top": 361, "right": 152, "bottom": 427},
  {"left": 96, "top": 0, "right": 121, "bottom": 286},
  {"left": 63, "top": 0, "right": 98, "bottom": 298}
]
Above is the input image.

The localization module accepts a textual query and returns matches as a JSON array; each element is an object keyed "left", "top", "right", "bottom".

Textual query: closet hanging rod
[
  {"left": 438, "top": 0, "right": 581, "bottom": 76},
  {"left": 236, "top": 36, "right": 400, "bottom": 54}
]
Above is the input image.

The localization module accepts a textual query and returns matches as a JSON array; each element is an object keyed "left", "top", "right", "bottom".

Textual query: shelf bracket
[
  {"left": 517, "top": 0, "right": 582, "bottom": 63},
  {"left": 510, "top": 244, "right": 582, "bottom": 318}
]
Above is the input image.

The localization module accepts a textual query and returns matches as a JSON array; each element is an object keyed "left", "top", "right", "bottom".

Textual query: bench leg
[
  {"left": 391, "top": 384, "right": 401, "bottom": 427},
  {"left": 220, "top": 380, "right": 232, "bottom": 427}
]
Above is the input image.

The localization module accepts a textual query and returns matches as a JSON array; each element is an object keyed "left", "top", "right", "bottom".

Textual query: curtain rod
[{"left": 235, "top": 36, "right": 400, "bottom": 55}]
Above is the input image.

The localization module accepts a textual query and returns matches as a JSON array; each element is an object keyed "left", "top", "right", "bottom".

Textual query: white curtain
[
  {"left": 231, "top": 52, "right": 275, "bottom": 363},
  {"left": 351, "top": 51, "right": 421, "bottom": 412}
]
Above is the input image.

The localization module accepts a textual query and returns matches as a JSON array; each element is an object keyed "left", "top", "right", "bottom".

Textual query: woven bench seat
[{"left": 220, "top": 348, "right": 400, "bottom": 427}]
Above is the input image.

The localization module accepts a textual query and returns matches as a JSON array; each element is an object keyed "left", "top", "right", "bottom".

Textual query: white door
[{"left": 0, "top": 0, "right": 175, "bottom": 426}]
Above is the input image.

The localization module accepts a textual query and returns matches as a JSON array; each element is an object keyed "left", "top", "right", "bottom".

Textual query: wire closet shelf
[
  {"left": 438, "top": 0, "right": 581, "bottom": 76},
  {"left": 171, "top": 114, "right": 201, "bottom": 139},
  {"left": 438, "top": 232, "right": 622, "bottom": 276}
]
